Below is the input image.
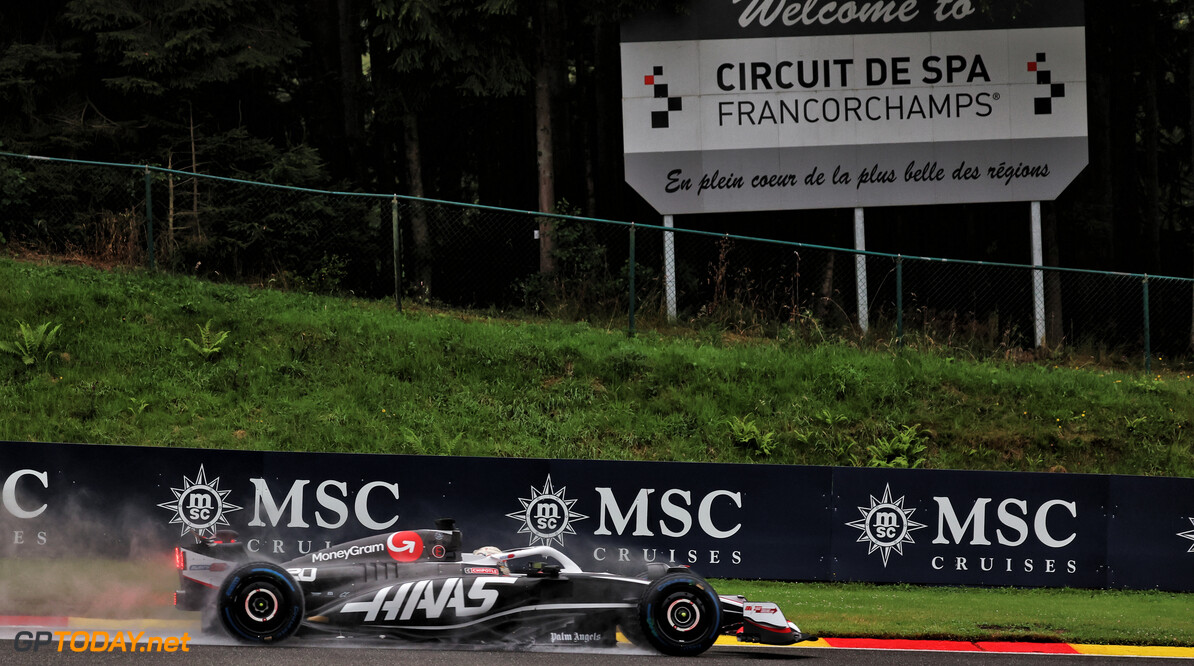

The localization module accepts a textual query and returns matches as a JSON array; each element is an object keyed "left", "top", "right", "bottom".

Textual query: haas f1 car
[{"left": 174, "top": 520, "right": 813, "bottom": 656}]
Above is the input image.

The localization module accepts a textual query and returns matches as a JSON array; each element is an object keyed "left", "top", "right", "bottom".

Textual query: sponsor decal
[
  {"left": 845, "top": 484, "right": 926, "bottom": 566},
  {"left": 387, "top": 531, "right": 425, "bottom": 562},
  {"left": 340, "top": 577, "right": 518, "bottom": 623},
  {"left": 157, "top": 466, "right": 242, "bottom": 538},
  {"left": 3, "top": 469, "right": 48, "bottom": 519},
  {"left": 311, "top": 543, "right": 385, "bottom": 562},
  {"left": 463, "top": 566, "right": 501, "bottom": 576},
  {"left": 506, "top": 475, "right": 588, "bottom": 547},
  {"left": 288, "top": 567, "right": 317, "bottom": 582},
  {"left": 153, "top": 464, "right": 401, "bottom": 551},
  {"left": 12, "top": 631, "right": 190, "bottom": 653},
  {"left": 549, "top": 632, "right": 606, "bottom": 644},
  {"left": 1179, "top": 518, "right": 1194, "bottom": 553},
  {"left": 245, "top": 478, "right": 400, "bottom": 530}
]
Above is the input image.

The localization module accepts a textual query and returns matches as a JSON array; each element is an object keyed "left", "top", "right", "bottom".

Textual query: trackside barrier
[
  {"left": 2, "top": 152, "right": 1192, "bottom": 370},
  {"left": 2, "top": 441, "right": 1192, "bottom": 591}
]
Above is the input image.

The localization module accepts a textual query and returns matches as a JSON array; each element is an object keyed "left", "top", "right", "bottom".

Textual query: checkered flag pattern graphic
[
  {"left": 1027, "top": 53, "right": 1065, "bottom": 115},
  {"left": 644, "top": 66, "right": 683, "bottom": 128}
]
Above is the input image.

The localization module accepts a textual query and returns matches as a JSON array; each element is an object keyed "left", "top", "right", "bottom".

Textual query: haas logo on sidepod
[{"left": 340, "top": 578, "right": 518, "bottom": 623}]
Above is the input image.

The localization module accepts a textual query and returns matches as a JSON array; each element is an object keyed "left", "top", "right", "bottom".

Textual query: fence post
[
  {"left": 896, "top": 255, "right": 904, "bottom": 347},
  {"left": 392, "top": 195, "right": 402, "bottom": 313},
  {"left": 143, "top": 167, "right": 155, "bottom": 270},
  {"left": 628, "top": 223, "right": 636, "bottom": 337},
  {"left": 1143, "top": 275, "right": 1150, "bottom": 374}
]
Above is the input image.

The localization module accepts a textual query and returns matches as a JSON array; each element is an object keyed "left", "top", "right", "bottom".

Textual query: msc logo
[
  {"left": 1179, "top": 518, "right": 1194, "bottom": 553},
  {"left": 845, "top": 484, "right": 926, "bottom": 567},
  {"left": 645, "top": 66, "right": 683, "bottom": 128},
  {"left": 157, "top": 465, "right": 242, "bottom": 538},
  {"left": 506, "top": 475, "right": 588, "bottom": 547},
  {"left": 1027, "top": 53, "right": 1065, "bottom": 115}
]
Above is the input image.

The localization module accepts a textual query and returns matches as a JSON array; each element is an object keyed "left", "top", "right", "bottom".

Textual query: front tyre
[
  {"left": 217, "top": 562, "right": 304, "bottom": 644},
  {"left": 636, "top": 573, "right": 721, "bottom": 656}
]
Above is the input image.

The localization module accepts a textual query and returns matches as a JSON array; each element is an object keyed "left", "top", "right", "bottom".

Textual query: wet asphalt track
[{"left": 0, "top": 638, "right": 1184, "bottom": 665}]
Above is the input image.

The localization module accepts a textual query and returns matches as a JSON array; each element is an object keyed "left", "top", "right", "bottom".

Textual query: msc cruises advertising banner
[
  {"left": 2, "top": 442, "right": 1193, "bottom": 591},
  {"left": 620, "top": 0, "right": 1088, "bottom": 214}
]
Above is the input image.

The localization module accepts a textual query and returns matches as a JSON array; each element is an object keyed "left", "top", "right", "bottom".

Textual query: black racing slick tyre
[
  {"left": 217, "top": 562, "right": 304, "bottom": 644},
  {"left": 636, "top": 573, "right": 721, "bottom": 656}
]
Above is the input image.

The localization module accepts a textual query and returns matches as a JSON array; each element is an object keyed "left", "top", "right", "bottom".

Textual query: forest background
[{"left": 1, "top": 0, "right": 1192, "bottom": 282}]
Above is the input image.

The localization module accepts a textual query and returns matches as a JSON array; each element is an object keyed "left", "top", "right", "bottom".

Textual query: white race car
[{"left": 174, "top": 519, "right": 813, "bottom": 656}]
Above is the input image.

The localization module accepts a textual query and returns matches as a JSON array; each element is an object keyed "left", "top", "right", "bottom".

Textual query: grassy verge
[
  {"left": 714, "top": 580, "right": 1194, "bottom": 646},
  {"left": 1, "top": 258, "right": 1192, "bottom": 475}
]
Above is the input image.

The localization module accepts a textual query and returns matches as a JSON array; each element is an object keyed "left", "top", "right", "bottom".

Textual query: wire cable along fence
[{"left": 2, "top": 152, "right": 1192, "bottom": 372}]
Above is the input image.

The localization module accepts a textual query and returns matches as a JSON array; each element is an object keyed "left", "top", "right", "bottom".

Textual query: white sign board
[{"left": 621, "top": 1, "right": 1088, "bottom": 214}]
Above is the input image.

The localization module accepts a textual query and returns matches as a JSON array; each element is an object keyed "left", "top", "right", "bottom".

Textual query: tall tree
[
  {"left": 370, "top": 0, "right": 530, "bottom": 291},
  {"left": 51, "top": 0, "right": 307, "bottom": 166},
  {"left": 534, "top": 0, "right": 564, "bottom": 275}
]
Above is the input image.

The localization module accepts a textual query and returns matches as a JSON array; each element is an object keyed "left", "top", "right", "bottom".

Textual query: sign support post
[
  {"left": 664, "top": 214, "right": 677, "bottom": 321},
  {"left": 1031, "top": 201, "right": 1045, "bottom": 347},
  {"left": 854, "top": 208, "right": 869, "bottom": 334}
]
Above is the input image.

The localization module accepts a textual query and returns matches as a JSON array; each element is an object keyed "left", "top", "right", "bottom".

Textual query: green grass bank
[{"left": 1, "top": 257, "right": 1192, "bottom": 476}]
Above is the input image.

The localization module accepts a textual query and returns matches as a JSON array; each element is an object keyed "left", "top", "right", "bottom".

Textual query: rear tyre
[
  {"left": 636, "top": 573, "right": 721, "bottom": 656},
  {"left": 217, "top": 562, "right": 304, "bottom": 644}
]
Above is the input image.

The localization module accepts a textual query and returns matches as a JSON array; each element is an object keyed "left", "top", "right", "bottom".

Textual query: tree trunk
[
  {"left": 593, "top": 22, "right": 623, "bottom": 219},
  {"left": 816, "top": 251, "right": 835, "bottom": 321},
  {"left": 337, "top": 0, "right": 364, "bottom": 179},
  {"left": 189, "top": 105, "right": 201, "bottom": 242},
  {"left": 1043, "top": 204, "right": 1064, "bottom": 347},
  {"left": 1189, "top": 0, "right": 1194, "bottom": 350},
  {"left": 535, "top": 0, "right": 563, "bottom": 275},
  {"left": 1085, "top": 0, "right": 1115, "bottom": 267},
  {"left": 167, "top": 151, "right": 176, "bottom": 258},
  {"left": 1109, "top": 5, "right": 1139, "bottom": 271},
  {"left": 365, "top": 25, "right": 399, "bottom": 193},
  {"left": 403, "top": 111, "right": 433, "bottom": 293},
  {"left": 1141, "top": 13, "right": 1162, "bottom": 274}
]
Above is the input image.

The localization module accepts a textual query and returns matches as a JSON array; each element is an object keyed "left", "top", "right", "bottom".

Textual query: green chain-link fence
[{"left": 2, "top": 152, "right": 1192, "bottom": 371}]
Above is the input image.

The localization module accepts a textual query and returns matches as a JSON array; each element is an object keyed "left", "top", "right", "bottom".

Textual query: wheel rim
[
  {"left": 656, "top": 589, "right": 712, "bottom": 644},
  {"left": 243, "top": 586, "right": 280, "bottom": 624},
  {"left": 219, "top": 565, "right": 303, "bottom": 643},
  {"left": 665, "top": 597, "right": 701, "bottom": 632}
]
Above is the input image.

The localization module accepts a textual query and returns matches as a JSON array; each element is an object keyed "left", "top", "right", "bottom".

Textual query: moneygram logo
[
  {"left": 310, "top": 542, "right": 385, "bottom": 562},
  {"left": 157, "top": 465, "right": 242, "bottom": 538},
  {"left": 506, "top": 475, "right": 588, "bottom": 547},
  {"left": 845, "top": 484, "right": 926, "bottom": 567}
]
